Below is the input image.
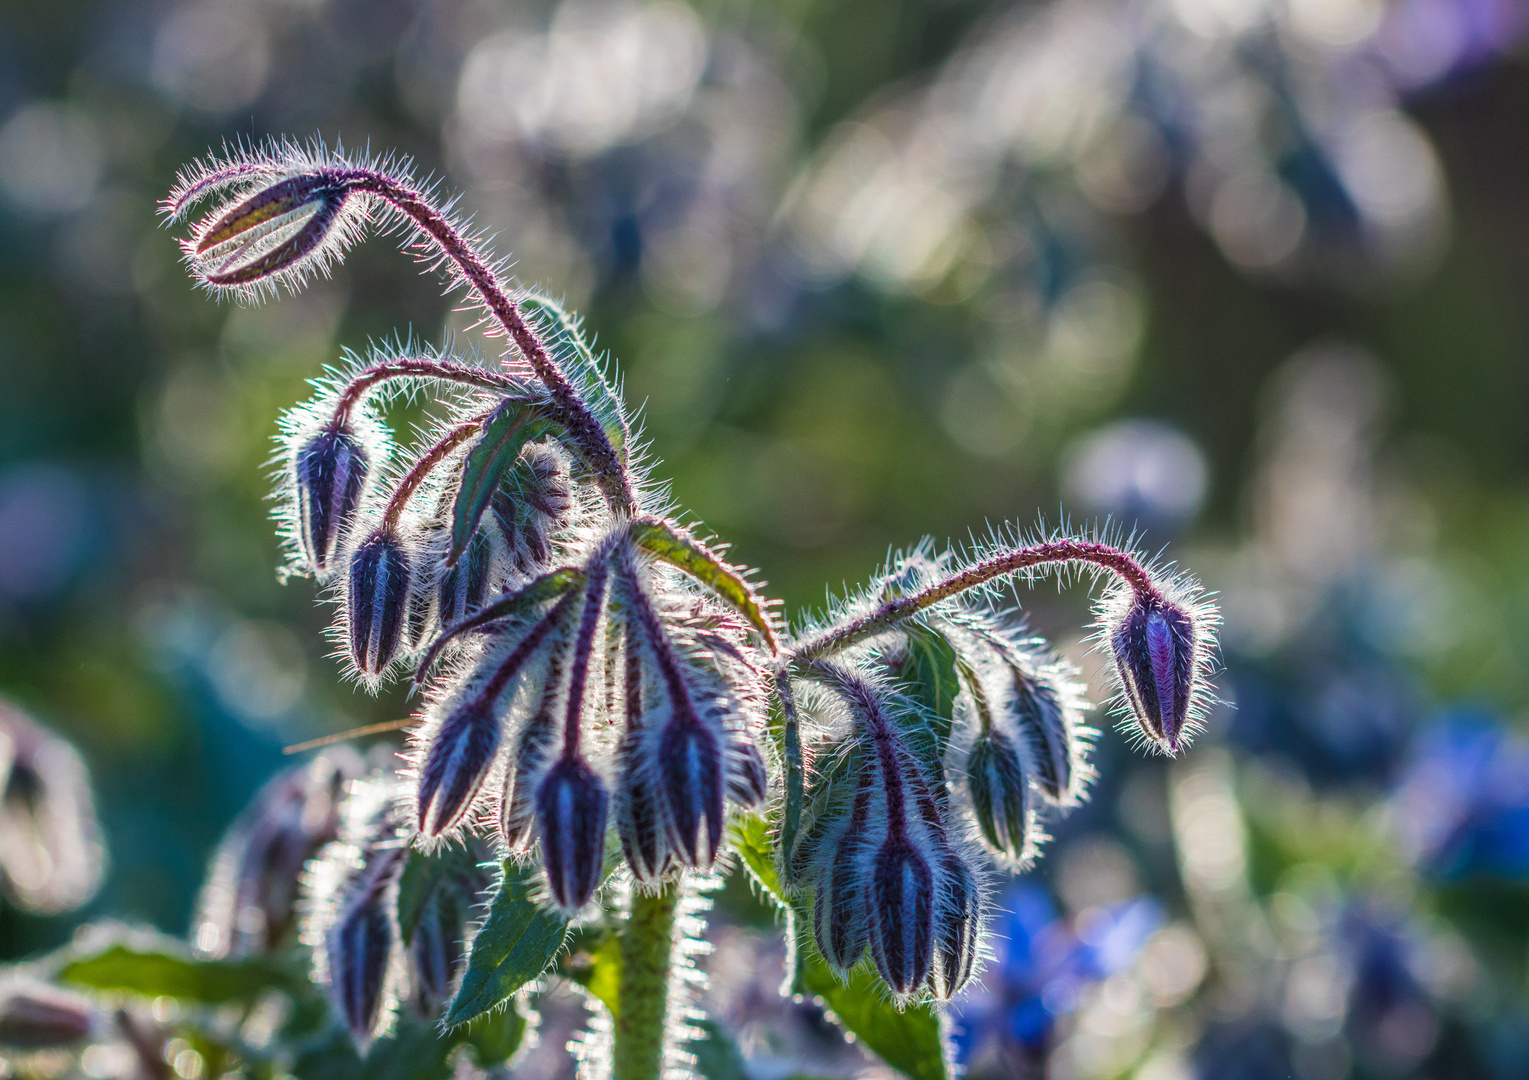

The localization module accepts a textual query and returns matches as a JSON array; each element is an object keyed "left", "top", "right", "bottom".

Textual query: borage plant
[{"left": 131, "top": 140, "right": 1213, "bottom": 1080}]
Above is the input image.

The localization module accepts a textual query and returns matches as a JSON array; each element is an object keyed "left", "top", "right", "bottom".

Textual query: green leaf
[
  {"left": 444, "top": 862, "right": 570, "bottom": 1027},
  {"left": 59, "top": 943, "right": 297, "bottom": 1003},
  {"left": 628, "top": 518, "right": 777, "bottom": 651},
  {"left": 731, "top": 814, "right": 949, "bottom": 1080},
  {"left": 898, "top": 623, "right": 962, "bottom": 750},
  {"left": 563, "top": 932, "right": 623, "bottom": 1017},
  {"left": 449, "top": 403, "right": 554, "bottom": 565},
  {"left": 289, "top": 1008, "right": 527, "bottom": 1080},
  {"left": 520, "top": 295, "right": 629, "bottom": 461},
  {"left": 688, "top": 1017, "right": 748, "bottom": 1080}
]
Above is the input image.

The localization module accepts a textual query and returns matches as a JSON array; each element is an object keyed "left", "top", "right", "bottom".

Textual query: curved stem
[
  {"left": 379, "top": 411, "right": 493, "bottom": 531},
  {"left": 614, "top": 880, "right": 681, "bottom": 1080},
  {"left": 345, "top": 172, "right": 636, "bottom": 514},
  {"left": 328, "top": 357, "right": 523, "bottom": 430},
  {"left": 789, "top": 540, "right": 1158, "bottom": 661}
]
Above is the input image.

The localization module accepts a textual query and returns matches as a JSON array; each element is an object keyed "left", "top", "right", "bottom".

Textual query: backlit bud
[
  {"left": 409, "top": 893, "right": 464, "bottom": 1010},
  {"left": 965, "top": 730, "right": 1031, "bottom": 861},
  {"left": 348, "top": 531, "right": 412, "bottom": 676},
  {"left": 1010, "top": 667, "right": 1076, "bottom": 803},
  {"left": 659, "top": 716, "right": 724, "bottom": 868},
  {"left": 811, "top": 784, "right": 874, "bottom": 972},
  {"left": 437, "top": 529, "right": 493, "bottom": 627},
  {"left": 189, "top": 173, "right": 353, "bottom": 287},
  {"left": 0, "top": 979, "right": 94, "bottom": 1048},
  {"left": 295, "top": 427, "right": 369, "bottom": 576},
  {"left": 1110, "top": 591, "right": 1198, "bottom": 753},
  {"left": 536, "top": 755, "right": 608, "bottom": 912},
  {"left": 416, "top": 700, "right": 499, "bottom": 838},
  {"left": 929, "top": 854, "right": 980, "bottom": 1000},
  {"left": 724, "top": 737, "right": 769, "bottom": 807},
  {"left": 326, "top": 851, "right": 405, "bottom": 1044},
  {"left": 868, "top": 837, "right": 935, "bottom": 997}
]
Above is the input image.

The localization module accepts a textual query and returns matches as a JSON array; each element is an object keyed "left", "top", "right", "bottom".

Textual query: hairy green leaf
[
  {"left": 449, "top": 404, "right": 554, "bottom": 566},
  {"left": 59, "top": 943, "right": 296, "bottom": 1003},
  {"left": 628, "top": 518, "right": 777, "bottom": 651},
  {"left": 445, "top": 862, "right": 570, "bottom": 1027}
]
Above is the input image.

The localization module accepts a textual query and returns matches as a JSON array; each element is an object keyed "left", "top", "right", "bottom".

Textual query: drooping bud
[
  {"left": 0, "top": 979, "right": 95, "bottom": 1048},
  {"left": 659, "top": 714, "right": 725, "bottom": 868},
  {"left": 0, "top": 704, "right": 104, "bottom": 915},
  {"left": 193, "top": 750, "right": 359, "bottom": 958},
  {"left": 965, "top": 729, "right": 1031, "bottom": 862},
  {"left": 409, "top": 891, "right": 465, "bottom": 1011},
  {"left": 437, "top": 528, "right": 493, "bottom": 628},
  {"left": 811, "top": 782, "right": 874, "bottom": 972},
  {"left": 868, "top": 836, "right": 935, "bottom": 998},
  {"left": 1110, "top": 590, "right": 1198, "bottom": 753},
  {"left": 929, "top": 853, "right": 980, "bottom": 1000},
  {"left": 536, "top": 755, "right": 608, "bottom": 912},
  {"left": 491, "top": 445, "right": 572, "bottom": 577},
  {"left": 415, "top": 699, "right": 499, "bottom": 838},
  {"left": 187, "top": 173, "right": 355, "bottom": 288},
  {"left": 1009, "top": 664, "right": 1078, "bottom": 803},
  {"left": 295, "top": 426, "right": 369, "bottom": 576},
  {"left": 348, "top": 530, "right": 412, "bottom": 676},
  {"left": 724, "top": 736, "right": 769, "bottom": 807},
  {"left": 326, "top": 852, "right": 405, "bottom": 1044}
]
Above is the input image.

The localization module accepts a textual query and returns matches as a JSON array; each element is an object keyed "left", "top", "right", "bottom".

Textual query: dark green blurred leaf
[
  {"left": 445, "top": 862, "right": 569, "bottom": 1027},
  {"left": 59, "top": 943, "right": 296, "bottom": 1004},
  {"left": 290, "top": 1009, "right": 525, "bottom": 1080},
  {"left": 688, "top": 1016, "right": 748, "bottom": 1080},
  {"left": 563, "top": 933, "right": 623, "bottom": 1016}
]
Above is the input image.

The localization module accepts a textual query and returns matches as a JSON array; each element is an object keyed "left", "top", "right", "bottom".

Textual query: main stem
[
  {"left": 790, "top": 539, "right": 1159, "bottom": 660},
  {"left": 349, "top": 173, "right": 637, "bottom": 515},
  {"left": 615, "top": 881, "right": 682, "bottom": 1080}
]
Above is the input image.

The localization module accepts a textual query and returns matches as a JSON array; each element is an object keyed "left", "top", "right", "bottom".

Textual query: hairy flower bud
[
  {"left": 1010, "top": 666, "right": 1077, "bottom": 803},
  {"left": 965, "top": 729, "right": 1031, "bottom": 862},
  {"left": 725, "top": 737, "right": 769, "bottom": 807},
  {"left": 811, "top": 784, "right": 874, "bottom": 972},
  {"left": 0, "top": 979, "right": 95, "bottom": 1048},
  {"left": 929, "top": 854, "right": 980, "bottom": 1000},
  {"left": 188, "top": 173, "right": 355, "bottom": 288},
  {"left": 536, "top": 755, "right": 608, "bottom": 912},
  {"left": 326, "top": 852, "right": 405, "bottom": 1044},
  {"left": 869, "top": 837, "right": 935, "bottom": 997},
  {"left": 1110, "top": 591, "right": 1198, "bottom": 753},
  {"left": 348, "top": 531, "right": 412, "bottom": 676},
  {"left": 295, "top": 427, "right": 369, "bottom": 577},
  {"left": 659, "top": 715, "right": 725, "bottom": 868},
  {"left": 437, "top": 529, "right": 493, "bottom": 628},
  {"left": 416, "top": 699, "right": 499, "bottom": 839},
  {"left": 409, "top": 892, "right": 465, "bottom": 1011}
]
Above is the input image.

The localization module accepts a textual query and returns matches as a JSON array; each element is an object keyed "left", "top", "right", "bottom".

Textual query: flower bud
[
  {"left": 658, "top": 715, "right": 725, "bottom": 868},
  {"left": 1110, "top": 591, "right": 1198, "bottom": 753},
  {"left": 295, "top": 427, "right": 369, "bottom": 576},
  {"left": 724, "top": 736, "right": 769, "bottom": 808},
  {"left": 536, "top": 755, "right": 608, "bottom": 912},
  {"left": 811, "top": 785, "right": 874, "bottom": 972},
  {"left": 191, "top": 174, "right": 353, "bottom": 287},
  {"left": 1010, "top": 666, "right": 1076, "bottom": 803},
  {"left": 929, "top": 854, "right": 980, "bottom": 1000},
  {"left": 416, "top": 699, "right": 500, "bottom": 838},
  {"left": 0, "top": 979, "right": 94, "bottom": 1048},
  {"left": 409, "top": 892, "right": 465, "bottom": 1011},
  {"left": 437, "top": 529, "right": 493, "bottom": 628},
  {"left": 326, "top": 855, "right": 405, "bottom": 1043},
  {"left": 868, "top": 837, "right": 935, "bottom": 997},
  {"left": 348, "top": 530, "right": 412, "bottom": 676},
  {"left": 965, "top": 729, "right": 1030, "bottom": 861}
]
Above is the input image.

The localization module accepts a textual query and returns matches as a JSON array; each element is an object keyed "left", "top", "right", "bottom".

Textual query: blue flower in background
[
  {"left": 951, "top": 884, "right": 1162, "bottom": 1070},
  {"left": 1393, "top": 712, "right": 1529, "bottom": 879}
]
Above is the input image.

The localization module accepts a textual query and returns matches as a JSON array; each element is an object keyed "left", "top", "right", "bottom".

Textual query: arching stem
[
  {"left": 328, "top": 358, "right": 522, "bottom": 430},
  {"left": 789, "top": 539, "right": 1159, "bottom": 661},
  {"left": 346, "top": 172, "right": 636, "bottom": 514},
  {"left": 378, "top": 411, "right": 494, "bottom": 531}
]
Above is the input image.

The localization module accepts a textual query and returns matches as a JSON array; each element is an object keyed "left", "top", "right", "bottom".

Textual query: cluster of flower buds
[
  {"left": 412, "top": 525, "right": 772, "bottom": 913},
  {"left": 192, "top": 749, "right": 364, "bottom": 959},
  {"left": 0, "top": 977, "right": 97, "bottom": 1050},
  {"left": 301, "top": 773, "right": 495, "bottom": 1044},
  {"left": 0, "top": 702, "right": 104, "bottom": 916}
]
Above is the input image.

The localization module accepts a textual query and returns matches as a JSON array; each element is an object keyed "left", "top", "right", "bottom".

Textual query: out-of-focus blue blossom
[
  {"left": 951, "top": 884, "right": 1162, "bottom": 1067},
  {"left": 1393, "top": 712, "right": 1529, "bottom": 879},
  {"left": 1061, "top": 418, "right": 1209, "bottom": 538},
  {"left": 1333, "top": 901, "right": 1438, "bottom": 1067}
]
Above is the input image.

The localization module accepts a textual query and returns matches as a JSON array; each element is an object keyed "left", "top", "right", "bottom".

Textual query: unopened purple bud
[
  {"left": 811, "top": 784, "right": 873, "bottom": 972},
  {"left": 409, "top": 894, "right": 464, "bottom": 1011},
  {"left": 659, "top": 716, "right": 725, "bottom": 869},
  {"left": 724, "top": 736, "right": 768, "bottom": 808},
  {"left": 295, "top": 427, "right": 369, "bottom": 576},
  {"left": 869, "top": 837, "right": 935, "bottom": 997},
  {"left": 536, "top": 755, "right": 608, "bottom": 911},
  {"left": 348, "top": 531, "right": 412, "bottom": 676},
  {"left": 416, "top": 699, "right": 500, "bottom": 838},
  {"left": 1111, "top": 591, "right": 1197, "bottom": 753},
  {"left": 192, "top": 174, "right": 351, "bottom": 286},
  {"left": 965, "top": 730, "right": 1029, "bottom": 861},
  {"left": 438, "top": 529, "right": 493, "bottom": 627},
  {"left": 0, "top": 979, "right": 95, "bottom": 1048},
  {"left": 929, "top": 855, "right": 979, "bottom": 1000},
  {"left": 1010, "top": 668, "right": 1073, "bottom": 803},
  {"left": 325, "top": 849, "right": 405, "bottom": 1044}
]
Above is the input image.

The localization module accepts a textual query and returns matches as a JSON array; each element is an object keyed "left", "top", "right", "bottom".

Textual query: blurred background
[{"left": 4, "top": 0, "right": 1529, "bottom": 1076}]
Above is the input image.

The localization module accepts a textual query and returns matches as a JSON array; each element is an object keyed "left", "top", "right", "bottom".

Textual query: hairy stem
[
  {"left": 615, "top": 880, "right": 681, "bottom": 1080},
  {"left": 329, "top": 357, "right": 522, "bottom": 429},
  {"left": 789, "top": 540, "right": 1159, "bottom": 661},
  {"left": 347, "top": 173, "right": 636, "bottom": 514},
  {"left": 774, "top": 668, "right": 804, "bottom": 885},
  {"left": 379, "top": 411, "right": 493, "bottom": 531}
]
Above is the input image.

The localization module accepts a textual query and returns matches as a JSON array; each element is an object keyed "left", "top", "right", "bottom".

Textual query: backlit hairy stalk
[{"left": 167, "top": 138, "right": 1217, "bottom": 1078}]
